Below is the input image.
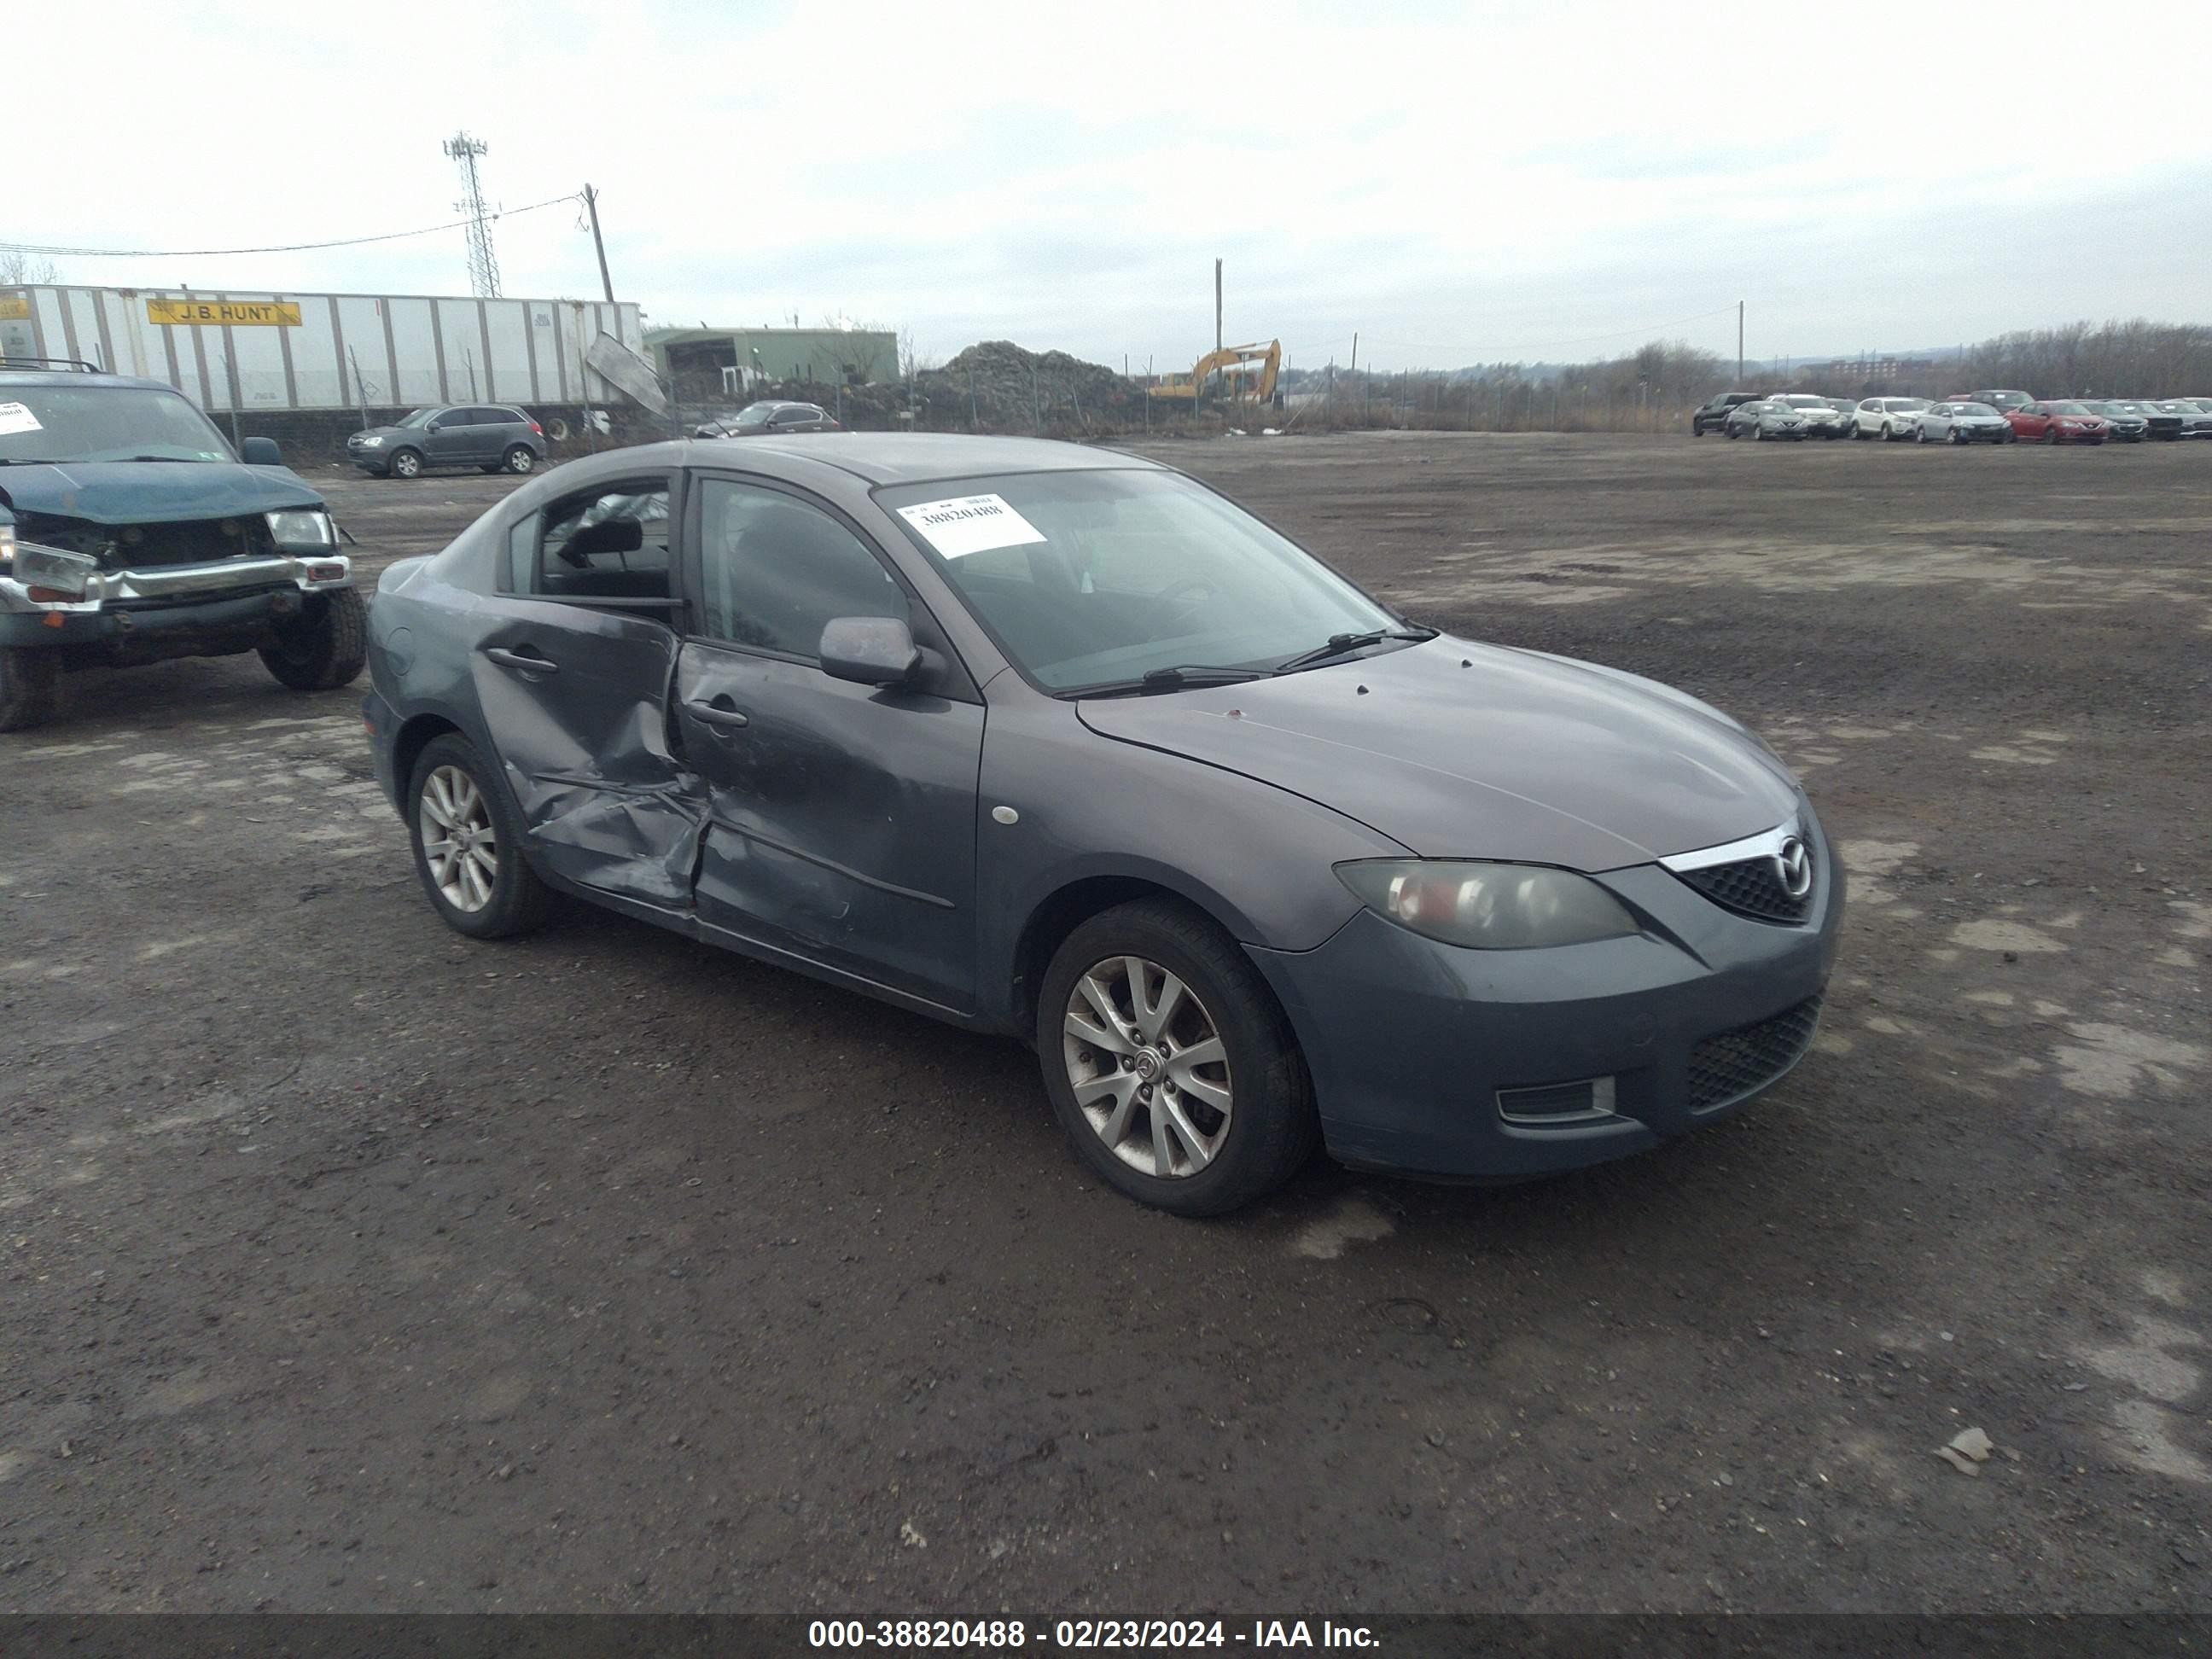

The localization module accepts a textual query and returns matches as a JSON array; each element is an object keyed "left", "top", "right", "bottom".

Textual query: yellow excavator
[{"left": 1150, "top": 339, "right": 1282, "bottom": 404}]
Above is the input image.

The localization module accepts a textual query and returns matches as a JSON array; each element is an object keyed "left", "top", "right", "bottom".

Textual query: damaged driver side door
[{"left": 469, "top": 474, "right": 705, "bottom": 905}]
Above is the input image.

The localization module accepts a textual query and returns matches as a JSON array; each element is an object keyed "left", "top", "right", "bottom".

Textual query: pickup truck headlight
[
  {"left": 265, "top": 510, "right": 336, "bottom": 549},
  {"left": 1336, "top": 860, "right": 1639, "bottom": 950},
  {"left": 0, "top": 521, "right": 14, "bottom": 572}
]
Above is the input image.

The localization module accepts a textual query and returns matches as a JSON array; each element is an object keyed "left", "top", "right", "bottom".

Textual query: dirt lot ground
[{"left": 3, "top": 434, "right": 2207, "bottom": 1615}]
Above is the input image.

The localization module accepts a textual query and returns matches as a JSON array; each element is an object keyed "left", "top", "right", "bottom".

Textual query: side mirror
[
  {"left": 820, "top": 616, "right": 922, "bottom": 688},
  {"left": 241, "top": 435, "right": 282, "bottom": 465}
]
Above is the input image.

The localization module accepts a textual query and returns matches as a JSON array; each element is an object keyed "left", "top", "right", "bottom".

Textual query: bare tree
[{"left": 1, "top": 248, "right": 60, "bottom": 286}]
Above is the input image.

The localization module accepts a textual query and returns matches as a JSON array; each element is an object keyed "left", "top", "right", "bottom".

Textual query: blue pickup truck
[{"left": 0, "top": 360, "right": 364, "bottom": 731}]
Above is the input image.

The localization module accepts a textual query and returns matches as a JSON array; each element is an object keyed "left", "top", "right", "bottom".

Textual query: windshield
[
  {"left": 735, "top": 402, "right": 780, "bottom": 428},
  {"left": 2047, "top": 402, "right": 2093, "bottom": 416},
  {"left": 395, "top": 408, "right": 439, "bottom": 428},
  {"left": 0, "top": 383, "right": 236, "bottom": 463},
  {"left": 1953, "top": 403, "right": 1999, "bottom": 416},
  {"left": 1776, "top": 396, "right": 1829, "bottom": 409},
  {"left": 877, "top": 469, "right": 1400, "bottom": 693},
  {"left": 1885, "top": 399, "right": 1930, "bottom": 411}
]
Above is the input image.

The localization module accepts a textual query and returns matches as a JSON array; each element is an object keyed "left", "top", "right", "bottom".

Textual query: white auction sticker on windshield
[
  {"left": 0, "top": 402, "right": 43, "bottom": 436},
  {"left": 896, "top": 492, "right": 1047, "bottom": 559}
]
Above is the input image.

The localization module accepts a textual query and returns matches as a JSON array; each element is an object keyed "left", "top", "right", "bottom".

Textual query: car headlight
[
  {"left": 265, "top": 509, "right": 336, "bottom": 548},
  {"left": 1335, "top": 860, "right": 1639, "bottom": 950},
  {"left": 358, "top": 434, "right": 385, "bottom": 448}
]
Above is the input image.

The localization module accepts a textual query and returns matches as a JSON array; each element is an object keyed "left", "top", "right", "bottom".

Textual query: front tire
[
  {"left": 1039, "top": 899, "right": 1317, "bottom": 1216},
  {"left": 406, "top": 734, "right": 549, "bottom": 940},
  {"left": 0, "top": 645, "right": 63, "bottom": 732},
  {"left": 389, "top": 447, "right": 423, "bottom": 480},
  {"left": 259, "top": 588, "right": 368, "bottom": 692},
  {"left": 503, "top": 445, "right": 536, "bottom": 475}
]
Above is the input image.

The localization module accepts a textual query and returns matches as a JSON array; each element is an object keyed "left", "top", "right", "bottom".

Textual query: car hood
[
  {"left": 352, "top": 426, "right": 421, "bottom": 443},
  {"left": 1075, "top": 637, "right": 1801, "bottom": 870},
  {"left": 0, "top": 460, "right": 322, "bottom": 525}
]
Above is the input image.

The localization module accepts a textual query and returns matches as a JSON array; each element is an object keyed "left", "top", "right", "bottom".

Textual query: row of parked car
[
  {"left": 343, "top": 400, "right": 844, "bottom": 480},
  {"left": 1692, "top": 389, "right": 2212, "bottom": 446}
]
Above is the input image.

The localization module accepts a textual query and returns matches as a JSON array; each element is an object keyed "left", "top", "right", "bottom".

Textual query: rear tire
[
  {"left": 504, "top": 445, "right": 537, "bottom": 474},
  {"left": 259, "top": 588, "right": 369, "bottom": 692},
  {"left": 406, "top": 733, "right": 549, "bottom": 940},
  {"left": 389, "top": 447, "right": 423, "bottom": 479},
  {"left": 0, "top": 645, "right": 63, "bottom": 732},
  {"left": 1038, "top": 898, "right": 1318, "bottom": 1217}
]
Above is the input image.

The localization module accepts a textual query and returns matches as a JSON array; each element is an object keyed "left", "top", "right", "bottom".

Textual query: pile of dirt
[{"left": 921, "top": 340, "right": 1149, "bottom": 430}]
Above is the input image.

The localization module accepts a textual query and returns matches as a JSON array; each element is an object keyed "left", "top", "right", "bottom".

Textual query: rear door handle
[
  {"left": 483, "top": 646, "right": 558, "bottom": 674},
  {"left": 686, "top": 699, "right": 749, "bottom": 730}
]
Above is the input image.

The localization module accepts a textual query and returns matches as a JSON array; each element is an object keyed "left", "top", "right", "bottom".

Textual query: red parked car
[{"left": 2005, "top": 400, "right": 2111, "bottom": 445}]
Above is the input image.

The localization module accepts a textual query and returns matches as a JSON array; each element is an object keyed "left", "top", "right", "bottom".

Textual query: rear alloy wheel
[
  {"left": 0, "top": 645, "right": 64, "bottom": 732},
  {"left": 504, "top": 445, "right": 536, "bottom": 474},
  {"left": 406, "top": 734, "right": 548, "bottom": 939},
  {"left": 1040, "top": 899, "right": 1316, "bottom": 1216},
  {"left": 389, "top": 447, "right": 423, "bottom": 479},
  {"left": 259, "top": 587, "right": 368, "bottom": 692}
]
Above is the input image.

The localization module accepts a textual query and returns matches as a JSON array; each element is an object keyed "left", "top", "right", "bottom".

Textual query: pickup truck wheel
[
  {"left": 0, "top": 645, "right": 63, "bottom": 732},
  {"left": 259, "top": 588, "right": 369, "bottom": 692},
  {"left": 407, "top": 734, "right": 548, "bottom": 940},
  {"left": 389, "top": 447, "right": 423, "bottom": 479},
  {"left": 1039, "top": 898, "right": 1318, "bottom": 1217},
  {"left": 503, "top": 445, "right": 537, "bottom": 474}
]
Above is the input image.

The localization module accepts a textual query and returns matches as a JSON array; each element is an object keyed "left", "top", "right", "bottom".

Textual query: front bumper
[
  {"left": 0, "top": 555, "right": 352, "bottom": 653},
  {"left": 1248, "top": 813, "right": 1845, "bottom": 1180}
]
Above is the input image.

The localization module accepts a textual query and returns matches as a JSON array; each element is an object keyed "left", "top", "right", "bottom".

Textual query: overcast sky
[{"left": 12, "top": 2, "right": 2212, "bottom": 373}]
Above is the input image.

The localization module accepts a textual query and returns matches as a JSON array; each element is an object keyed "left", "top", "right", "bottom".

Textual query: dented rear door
[{"left": 467, "top": 597, "right": 706, "bottom": 905}]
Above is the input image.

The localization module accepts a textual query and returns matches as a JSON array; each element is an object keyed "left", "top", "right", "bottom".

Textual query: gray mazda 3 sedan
[{"left": 362, "top": 435, "right": 1842, "bottom": 1215}]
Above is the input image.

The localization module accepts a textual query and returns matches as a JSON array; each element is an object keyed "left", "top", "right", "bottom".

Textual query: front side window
[
  {"left": 397, "top": 408, "right": 437, "bottom": 429},
  {"left": 696, "top": 478, "right": 905, "bottom": 656},
  {"left": 0, "top": 384, "right": 233, "bottom": 463},
  {"left": 877, "top": 469, "right": 1398, "bottom": 693}
]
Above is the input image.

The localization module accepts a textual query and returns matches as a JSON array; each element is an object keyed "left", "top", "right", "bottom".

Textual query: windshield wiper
[
  {"left": 1068, "top": 664, "right": 1266, "bottom": 699},
  {"left": 1272, "top": 626, "right": 1435, "bottom": 675},
  {"left": 114, "top": 454, "right": 204, "bottom": 463}
]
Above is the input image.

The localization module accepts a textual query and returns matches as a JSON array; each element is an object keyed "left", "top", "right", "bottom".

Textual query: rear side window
[{"left": 502, "top": 478, "right": 673, "bottom": 601}]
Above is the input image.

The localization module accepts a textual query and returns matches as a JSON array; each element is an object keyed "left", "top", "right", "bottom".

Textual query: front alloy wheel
[
  {"left": 1039, "top": 899, "right": 1316, "bottom": 1215},
  {"left": 1065, "top": 955, "right": 1234, "bottom": 1179}
]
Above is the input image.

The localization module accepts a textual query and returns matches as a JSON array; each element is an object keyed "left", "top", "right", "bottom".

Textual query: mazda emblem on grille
[{"left": 1775, "top": 836, "right": 1813, "bottom": 899}]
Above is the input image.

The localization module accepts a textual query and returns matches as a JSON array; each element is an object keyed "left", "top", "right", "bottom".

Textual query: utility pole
[
  {"left": 443, "top": 131, "right": 501, "bottom": 298},
  {"left": 1737, "top": 300, "right": 1743, "bottom": 385},
  {"left": 582, "top": 184, "right": 614, "bottom": 302},
  {"left": 1214, "top": 259, "right": 1223, "bottom": 354}
]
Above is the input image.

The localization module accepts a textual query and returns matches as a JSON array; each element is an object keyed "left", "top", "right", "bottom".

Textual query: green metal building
[{"left": 646, "top": 325, "right": 899, "bottom": 393}]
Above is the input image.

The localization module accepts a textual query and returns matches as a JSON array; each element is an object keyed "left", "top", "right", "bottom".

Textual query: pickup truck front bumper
[{"left": 0, "top": 554, "right": 352, "bottom": 663}]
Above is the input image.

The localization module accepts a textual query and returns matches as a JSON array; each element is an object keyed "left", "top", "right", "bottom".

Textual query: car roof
[
  {"left": 0, "top": 370, "right": 182, "bottom": 392},
  {"left": 630, "top": 433, "right": 1167, "bottom": 486}
]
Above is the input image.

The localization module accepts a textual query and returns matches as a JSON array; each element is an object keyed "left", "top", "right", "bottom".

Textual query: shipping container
[{"left": 0, "top": 285, "right": 645, "bottom": 414}]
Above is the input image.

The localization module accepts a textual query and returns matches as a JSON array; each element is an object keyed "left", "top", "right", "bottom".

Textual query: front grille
[
  {"left": 1675, "top": 854, "right": 1813, "bottom": 924},
  {"left": 1687, "top": 997, "right": 1822, "bottom": 1111}
]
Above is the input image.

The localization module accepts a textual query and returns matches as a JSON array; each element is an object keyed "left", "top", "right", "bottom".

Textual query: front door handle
[
  {"left": 483, "top": 645, "right": 558, "bottom": 675},
  {"left": 686, "top": 699, "right": 750, "bottom": 730}
]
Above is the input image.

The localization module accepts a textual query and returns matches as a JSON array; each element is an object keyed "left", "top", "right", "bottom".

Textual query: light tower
[{"left": 443, "top": 131, "right": 501, "bottom": 298}]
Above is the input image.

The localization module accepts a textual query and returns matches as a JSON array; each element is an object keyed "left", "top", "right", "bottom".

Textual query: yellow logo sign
[
  {"left": 0, "top": 294, "right": 30, "bottom": 321},
  {"left": 145, "top": 299, "right": 302, "bottom": 328}
]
